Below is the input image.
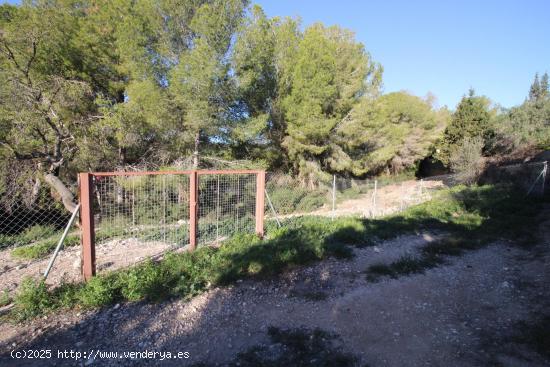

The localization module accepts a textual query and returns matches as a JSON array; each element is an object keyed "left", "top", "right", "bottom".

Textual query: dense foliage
[
  {"left": 0, "top": 1, "right": 549, "bottom": 211},
  {"left": 493, "top": 72, "right": 550, "bottom": 152}
]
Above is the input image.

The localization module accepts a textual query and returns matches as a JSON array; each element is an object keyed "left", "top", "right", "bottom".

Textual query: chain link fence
[{"left": 0, "top": 175, "right": 73, "bottom": 251}]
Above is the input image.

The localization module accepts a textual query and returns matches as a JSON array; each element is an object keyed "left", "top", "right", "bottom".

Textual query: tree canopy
[
  {"left": 436, "top": 89, "right": 494, "bottom": 164},
  {"left": 1, "top": 0, "right": 547, "bottom": 210}
]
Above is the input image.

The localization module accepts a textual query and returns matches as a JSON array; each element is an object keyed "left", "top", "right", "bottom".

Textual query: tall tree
[
  {"left": 169, "top": 0, "right": 247, "bottom": 168},
  {"left": 337, "top": 92, "right": 448, "bottom": 175},
  {"left": 231, "top": 6, "right": 300, "bottom": 168},
  {"left": 281, "top": 24, "right": 382, "bottom": 183},
  {"left": 529, "top": 72, "right": 541, "bottom": 101},
  {"left": 0, "top": 1, "right": 122, "bottom": 211},
  {"left": 494, "top": 72, "right": 550, "bottom": 150},
  {"left": 540, "top": 72, "right": 549, "bottom": 99},
  {"left": 437, "top": 89, "right": 493, "bottom": 164}
]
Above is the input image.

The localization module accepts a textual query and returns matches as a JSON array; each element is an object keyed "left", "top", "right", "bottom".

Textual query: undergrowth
[
  {"left": 11, "top": 234, "right": 80, "bottom": 260},
  {"left": 1, "top": 225, "right": 62, "bottom": 252},
  {"left": 9, "top": 184, "right": 544, "bottom": 321},
  {"left": 9, "top": 226, "right": 131, "bottom": 260}
]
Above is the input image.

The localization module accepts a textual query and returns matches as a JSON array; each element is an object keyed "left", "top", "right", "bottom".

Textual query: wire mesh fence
[
  {"left": 0, "top": 161, "right": 547, "bottom": 288},
  {"left": 80, "top": 170, "right": 264, "bottom": 277},
  {"left": 264, "top": 172, "right": 453, "bottom": 231},
  {"left": 481, "top": 160, "right": 548, "bottom": 196},
  {"left": 264, "top": 161, "right": 549, "bottom": 233},
  {"left": 197, "top": 173, "right": 257, "bottom": 245},
  {"left": 93, "top": 173, "right": 190, "bottom": 246},
  {"left": 0, "top": 180, "right": 72, "bottom": 251}
]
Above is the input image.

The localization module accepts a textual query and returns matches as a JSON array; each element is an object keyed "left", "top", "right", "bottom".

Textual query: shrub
[
  {"left": 118, "top": 260, "right": 173, "bottom": 302},
  {"left": 0, "top": 234, "right": 14, "bottom": 249},
  {"left": 13, "top": 279, "right": 53, "bottom": 319},
  {"left": 449, "top": 137, "right": 484, "bottom": 184},
  {"left": 296, "top": 191, "right": 327, "bottom": 212},
  {"left": 268, "top": 186, "right": 328, "bottom": 214},
  {"left": 77, "top": 276, "right": 119, "bottom": 307}
]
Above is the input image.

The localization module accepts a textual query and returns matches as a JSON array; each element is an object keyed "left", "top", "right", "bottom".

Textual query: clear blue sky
[
  {"left": 255, "top": 0, "right": 549, "bottom": 109},
  {"left": 3, "top": 0, "right": 549, "bottom": 109}
]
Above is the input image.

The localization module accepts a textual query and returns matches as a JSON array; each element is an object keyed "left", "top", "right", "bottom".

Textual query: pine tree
[
  {"left": 529, "top": 73, "right": 541, "bottom": 101},
  {"left": 280, "top": 24, "right": 381, "bottom": 182},
  {"left": 540, "top": 72, "right": 549, "bottom": 99},
  {"left": 437, "top": 89, "right": 492, "bottom": 164}
]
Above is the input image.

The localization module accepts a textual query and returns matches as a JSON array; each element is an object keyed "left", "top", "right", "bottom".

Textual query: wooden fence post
[
  {"left": 189, "top": 170, "right": 198, "bottom": 251},
  {"left": 255, "top": 171, "right": 265, "bottom": 238},
  {"left": 79, "top": 173, "right": 96, "bottom": 280}
]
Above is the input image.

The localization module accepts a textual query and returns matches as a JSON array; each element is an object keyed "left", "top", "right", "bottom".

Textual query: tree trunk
[
  {"left": 119, "top": 146, "right": 126, "bottom": 166},
  {"left": 44, "top": 173, "right": 78, "bottom": 213},
  {"left": 193, "top": 131, "right": 200, "bottom": 169}
]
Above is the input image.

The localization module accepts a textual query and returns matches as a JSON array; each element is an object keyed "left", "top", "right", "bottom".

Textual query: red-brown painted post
[
  {"left": 189, "top": 171, "right": 198, "bottom": 251},
  {"left": 79, "top": 173, "right": 96, "bottom": 280},
  {"left": 255, "top": 171, "right": 265, "bottom": 238}
]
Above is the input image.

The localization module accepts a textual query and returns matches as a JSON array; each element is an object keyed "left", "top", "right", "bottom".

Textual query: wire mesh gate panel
[
  {"left": 79, "top": 170, "right": 265, "bottom": 280},
  {"left": 197, "top": 173, "right": 258, "bottom": 244},
  {"left": 93, "top": 173, "right": 191, "bottom": 247}
]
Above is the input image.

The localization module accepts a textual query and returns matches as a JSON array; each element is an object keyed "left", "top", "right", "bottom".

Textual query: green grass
[
  {"left": 365, "top": 184, "right": 544, "bottom": 282},
  {"left": 11, "top": 233, "right": 80, "bottom": 260},
  {"left": 0, "top": 289, "right": 11, "bottom": 307},
  {"left": 0, "top": 225, "right": 60, "bottom": 250},
  {"left": 9, "top": 219, "right": 358, "bottom": 320},
  {"left": 9, "top": 225, "right": 134, "bottom": 261},
  {"left": 8, "top": 184, "right": 545, "bottom": 321},
  {"left": 1, "top": 225, "right": 80, "bottom": 260}
]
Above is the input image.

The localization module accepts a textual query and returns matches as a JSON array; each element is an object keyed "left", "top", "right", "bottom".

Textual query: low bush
[
  {"left": 20, "top": 225, "right": 58, "bottom": 244},
  {"left": 12, "top": 278, "right": 54, "bottom": 319},
  {"left": 268, "top": 186, "right": 328, "bottom": 214},
  {"left": 449, "top": 137, "right": 485, "bottom": 184}
]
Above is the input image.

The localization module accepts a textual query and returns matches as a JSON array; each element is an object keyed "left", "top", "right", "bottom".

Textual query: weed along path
[
  {"left": 0, "top": 239, "right": 173, "bottom": 293},
  {"left": 0, "top": 227, "right": 549, "bottom": 366}
]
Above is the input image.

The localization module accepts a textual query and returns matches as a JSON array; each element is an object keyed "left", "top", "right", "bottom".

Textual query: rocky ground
[{"left": 0, "top": 208, "right": 549, "bottom": 367}]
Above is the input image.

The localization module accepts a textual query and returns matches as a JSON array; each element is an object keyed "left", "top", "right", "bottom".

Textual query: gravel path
[{"left": 0, "top": 213, "right": 549, "bottom": 366}]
